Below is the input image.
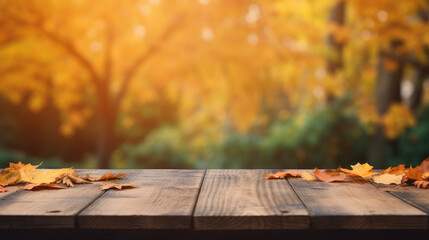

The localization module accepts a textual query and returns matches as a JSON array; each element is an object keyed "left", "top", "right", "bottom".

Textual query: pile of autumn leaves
[
  {"left": 264, "top": 158, "right": 429, "bottom": 190},
  {"left": 0, "top": 162, "right": 136, "bottom": 193}
]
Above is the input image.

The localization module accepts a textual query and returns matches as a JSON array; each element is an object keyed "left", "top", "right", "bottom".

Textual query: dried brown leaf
[
  {"left": 99, "top": 183, "right": 137, "bottom": 191},
  {"left": 324, "top": 166, "right": 342, "bottom": 176},
  {"left": 414, "top": 180, "right": 429, "bottom": 189},
  {"left": 263, "top": 171, "right": 301, "bottom": 179},
  {"left": 372, "top": 174, "right": 403, "bottom": 185},
  {"left": 313, "top": 168, "right": 347, "bottom": 183},
  {"left": 83, "top": 173, "right": 126, "bottom": 181},
  {"left": 21, "top": 183, "right": 68, "bottom": 191}
]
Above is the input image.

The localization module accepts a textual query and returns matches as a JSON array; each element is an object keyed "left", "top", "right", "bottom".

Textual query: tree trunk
[
  {"left": 409, "top": 68, "right": 426, "bottom": 112},
  {"left": 326, "top": 0, "right": 345, "bottom": 75},
  {"left": 96, "top": 82, "right": 117, "bottom": 169},
  {"left": 368, "top": 40, "right": 404, "bottom": 168}
]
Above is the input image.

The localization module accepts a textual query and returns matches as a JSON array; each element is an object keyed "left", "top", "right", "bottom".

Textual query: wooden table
[{"left": 1, "top": 169, "right": 428, "bottom": 240}]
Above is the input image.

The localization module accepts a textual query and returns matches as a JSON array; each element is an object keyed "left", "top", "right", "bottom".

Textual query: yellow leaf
[
  {"left": 340, "top": 163, "right": 376, "bottom": 179},
  {"left": 22, "top": 168, "right": 77, "bottom": 184},
  {"left": 0, "top": 171, "right": 20, "bottom": 186},
  {"left": 372, "top": 174, "right": 403, "bottom": 185},
  {"left": 6, "top": 161, "right": 40, "bottom": 173},
  {"left": 301, "top": 172, "right": 316, "bottom": 181}
]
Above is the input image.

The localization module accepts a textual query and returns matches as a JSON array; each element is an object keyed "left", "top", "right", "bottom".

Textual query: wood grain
[
  {"left": 288, "top": 170, "right": 428, "bottom": 229},
  {"left": 0, "top": 169, "right": 110, "bottom": 229},
  {"left": 372, "top": 183, "right": 429, "bottom": 214},
  {"left": 193, "top": 169, "right": 309, "bottom": 230},
  {"left": 78, "top": 169, "right": 205, "bottom": 229}
]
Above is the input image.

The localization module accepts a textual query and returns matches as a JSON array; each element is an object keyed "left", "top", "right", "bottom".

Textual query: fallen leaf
[
  {"left": 313, "top": 168, "right": 347, "bottom": 183},
  {"left": 21, "top": 183, "right": 68, "bottom": 191},
  {"left": 340, "top": 163, "right": 376, "bottom": 179},
  {"left": 61, "top": 176, "right": 74, "bottom": 187},
  {"left": 263, "top": 171, "right": 301, "bottom": 179},
  {"left": 83, "top": 173, "right": 126, "bottom": 181},
  {"left": 301, "top": 172, "right": 316, "bottom": 181},
  {"left": 0, "top": 170, "right": 20, "bottom": 186},
  {"left": 414, "top": 180, "right": 429, "bottom": 189},
  {"left": 372, "top": 174, "right": 403, "bottom": 185},
  {"left": 99, "top": 183, "right": 137, "bottom": 190},
  {"left": 6, "top": 161, "right": 40, "bottom": 173},
  {"left": 380, "top": 164, "right": 406, "bottom": 175},
  {"left": 21, "top": 168, "right": 77, "bottom": 184},
  {"left": 0, "top": 186, "right": 7, "bottom": 192},
  {"left": 404, "top": 166, "right": 423, "bottom": 183},
  {"left": 58, "top": 175, "right": 91, "bottom": 187},
  {"left": 419, "top": 157, "right": 429, "bottom": 173},
  {"left": 324, "top": 167, "right": 342, "bottom": 176}
]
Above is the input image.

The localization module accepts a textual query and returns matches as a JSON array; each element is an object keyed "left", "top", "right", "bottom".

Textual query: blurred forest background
[{"left": 0, "top": 0, "right": 429, "bottom": 169}]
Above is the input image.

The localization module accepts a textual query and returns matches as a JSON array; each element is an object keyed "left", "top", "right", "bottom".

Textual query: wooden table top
[{"left": 1, "top": 169, "right": 429, "bottom": 231}]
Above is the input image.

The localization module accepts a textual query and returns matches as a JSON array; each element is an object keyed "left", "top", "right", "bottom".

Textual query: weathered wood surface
[
  {"left": 1, "top": 169, "right": 429, "bottom": 231},
  {"left": 371, "top": 183, "right": 429, "bottom": 214},
  {"left": 193, "top": 169, "right": 309, "bottom": 230},
  {"left": 287, "top": 170, "right": 428, "bottom": 229},
  {"left": 78, "top": 169, "right": 205, "bottom": 229},
  {"left": 0, "top": 169, "right": 109, "bottom": 229}
]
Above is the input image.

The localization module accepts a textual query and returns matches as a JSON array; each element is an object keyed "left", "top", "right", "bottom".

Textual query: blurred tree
[
  {"left": 0, "top": 0, "right": 328, "bottom": 167},
  {"left": 0, "top": 0, "right": 427, "bottom": 168}
]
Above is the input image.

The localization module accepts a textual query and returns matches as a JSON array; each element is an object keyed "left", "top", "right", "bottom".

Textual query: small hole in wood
[{"left": 280, "top": 209, "right": 290, "bottom": 214}]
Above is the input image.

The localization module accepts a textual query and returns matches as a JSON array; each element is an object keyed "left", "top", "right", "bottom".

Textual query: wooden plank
[
  {"left": 0, "top": 169, "right": 111, "bottom": 229},
  {"left": 0, "top": 186, "right": 20, "bottom": 198},
  {"left": 78, "top": 169, "right": 205, "bottom": 229},
  {"left": 193, "top": 169, "right": 309, "bottom": 230},
  {"left": 288, "top": 170, "right": 428, "bottom": 229},
  {"left": 373, "top": 183, "right": 429, "bottom": 215}
]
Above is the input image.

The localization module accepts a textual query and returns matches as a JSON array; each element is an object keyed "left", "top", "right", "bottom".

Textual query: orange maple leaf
[
  {"left": 381, "top": 164, "right": 406, "bottom": 175},
  {"left": 340, "top": 163, "right": 376, "bottom": 178},
  {"left": 313, "top": 168, "right": 347, "bottom": 183},
  {"left": 263, "top": 171, "right": 301, "bottom": 179},
  {"left": 99, "top": 183, "right": 137, "bottom": 190},
  {"left": 405, "top": 166, "right": 423, "bottom": 182},
  {"left": 0, "top": 186, "right": 7, "bottom": 193}
]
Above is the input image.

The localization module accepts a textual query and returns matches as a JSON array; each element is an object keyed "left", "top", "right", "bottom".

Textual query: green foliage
[
  {"left": 260, "top": 104, "right": 367, "bottom": 169},
  {"left": 387, "top": 105, "right": 429, "bottom": 167},
  {"left": 121, "top": 100, "right": 368, "bottom": 169},
  {"left": 121, "top": 126, "right": 193, "bottom": 169}
]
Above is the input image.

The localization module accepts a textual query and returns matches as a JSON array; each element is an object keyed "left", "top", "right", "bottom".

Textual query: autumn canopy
[{"left": 0, "top": 0, "right": 428, "bottom": 169}]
